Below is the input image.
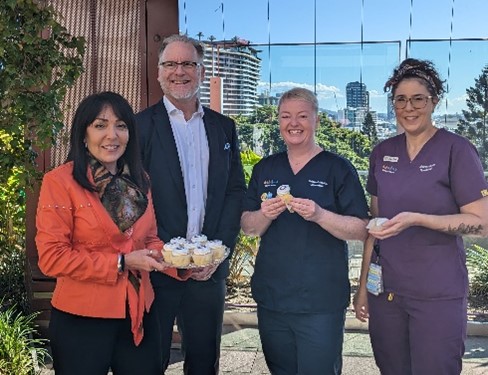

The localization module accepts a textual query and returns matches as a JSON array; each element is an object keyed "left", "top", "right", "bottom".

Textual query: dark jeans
[
  {"left": 257, "top": 306, "right": 346, "bottom": 375},
  {"left": 150, "top": 276, "right": 226, "bottom": 375},
  {"left": 49, "top": 307, "right": 162, "bottom": 375}
]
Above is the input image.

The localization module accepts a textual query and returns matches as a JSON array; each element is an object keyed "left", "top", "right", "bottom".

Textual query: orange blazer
[{"left": 35, "top": 162, "right": 181, "bottom": 319}]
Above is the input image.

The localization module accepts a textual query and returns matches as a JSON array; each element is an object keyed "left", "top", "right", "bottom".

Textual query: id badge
[{"left": 366, "top": 262, "right": 384, "bottom": 296}]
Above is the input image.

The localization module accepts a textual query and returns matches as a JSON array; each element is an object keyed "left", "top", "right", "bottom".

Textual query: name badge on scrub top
[{"left": 366, "top": 243, "right": 384, "bottom": 296}]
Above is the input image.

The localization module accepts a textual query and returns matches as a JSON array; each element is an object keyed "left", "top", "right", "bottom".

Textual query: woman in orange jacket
[{"left": 35, "top": 92, "right": 187, "bottom": 374}]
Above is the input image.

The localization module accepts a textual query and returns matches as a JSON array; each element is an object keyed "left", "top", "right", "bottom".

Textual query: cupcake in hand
[{"left": 277, "top": 184, "right": 294, "bottom": 213}]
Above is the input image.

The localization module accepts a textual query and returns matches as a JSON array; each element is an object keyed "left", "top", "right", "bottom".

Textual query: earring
[{"left": 83, "top": 140, "right": 87, "bottom": 149}]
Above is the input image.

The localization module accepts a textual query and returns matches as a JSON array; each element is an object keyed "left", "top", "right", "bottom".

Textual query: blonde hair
[{"left": 278, "top": 87, "right": 318, "bottom": 113}]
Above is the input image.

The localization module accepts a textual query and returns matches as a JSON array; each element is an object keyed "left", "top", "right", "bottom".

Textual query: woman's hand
[
  {"left": 353, "top": 287, "right": 369, "bottom": 322},
  {"left": 290, "top": 197, "right": 321, "bottom": 222},
  {"left": 369, "top": 212, "right": 419, "bottom": 239},
  {"left": 190, "top": 262, "right": 219, "bottom": 281},
  {"left": 124, "top": 249, "right": 168, "bottom": 273},
  {"left": 260, "top": 197, "right": 287, "bottom": 220}
]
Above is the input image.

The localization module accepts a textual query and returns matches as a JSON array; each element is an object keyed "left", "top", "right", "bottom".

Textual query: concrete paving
[
  {"left": 40, "top": 312, "right": 488, "bottom": 374},
  {"left": 165, "top": 328, "right": 488, "bottom": 374}
]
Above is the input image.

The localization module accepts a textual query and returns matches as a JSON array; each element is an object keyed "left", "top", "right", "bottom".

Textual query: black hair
[{"left": 66, "top": 91, "right": 150, "bottom": 193}]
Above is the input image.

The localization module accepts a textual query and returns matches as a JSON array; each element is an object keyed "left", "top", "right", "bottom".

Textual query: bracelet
[{"left": 117, "top": 253, "right": 125, "bottom": 274}]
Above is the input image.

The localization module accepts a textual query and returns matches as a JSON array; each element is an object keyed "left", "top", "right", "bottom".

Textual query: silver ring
[{"left": 149, "top": 250, "right": 153, "bottom": 256}]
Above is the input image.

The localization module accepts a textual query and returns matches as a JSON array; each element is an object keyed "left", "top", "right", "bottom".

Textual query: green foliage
[
  {"left": 235, "top": 105, "right": 370, "bottom": 172},
  {"left": 456, "top": 64, "right": 488, "bottom": 169},
  {"left": 0, "top": 302, "right": 49, "bottom": 375},
  {"left": 467, "top": 244, "right": 488, "bottom": 311},
  {"left": 361, "top": 112, "right": 379, "bottom": 147},
  {"left": 315, "top": 113, "right": 371, "bottom": 171},
  {"left": 240, "top": 150, "right": 262, "bottom": 184},
  {"left": 0, "top": 247, "right": 28, "bottom": 314},
  {"left": 0, "top": 0, "right": 85, "bottom": 309},
  {"left": 227, "top": 232, "right": 259, "bottom": 291}
]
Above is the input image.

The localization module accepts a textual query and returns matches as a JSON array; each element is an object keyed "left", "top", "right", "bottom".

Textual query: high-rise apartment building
[
  {"left": 345, "top": 81, "right": 370, "bottom": 128},
  {"left": 346, "top": 81, "right": 369, "bottom": 109},
  {"left": 199, "top": 39, "right": 261, "bottom": 116}
]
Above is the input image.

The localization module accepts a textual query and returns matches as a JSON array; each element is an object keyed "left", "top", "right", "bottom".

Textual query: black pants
[
  {"left": 150, "top": 276, "right": 226, "bottom": 375},
  {"left": 49, "top": 307, "right": 162, "bottom": 375}
]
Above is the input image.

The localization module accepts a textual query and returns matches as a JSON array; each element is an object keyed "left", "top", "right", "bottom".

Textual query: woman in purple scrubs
[{"left": 354, "top": 58, "right": 488, "bottom": 375}]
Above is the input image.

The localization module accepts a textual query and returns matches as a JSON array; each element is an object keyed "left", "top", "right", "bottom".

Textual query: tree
[
  {"left": 234, "top": 106, "right": 370, "bottom": 172},
  {"left": 0, "top": 0, "right": 85, "bottom": 311},
  {"left": 196, "top": 31, "right": 204, "bottom": 41},
  {"left": 361, "top": 112, "right": 378, "bottom": 147},
  {"left": 315, "top": 113, "right": 370, "bottom": 172},
  {"left": 456, "top": 65, "right": 488, "bottom": 168}
]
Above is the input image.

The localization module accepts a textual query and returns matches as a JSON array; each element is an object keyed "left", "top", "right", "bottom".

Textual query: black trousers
[
  {"left": 49, "top": 307, "right": 162, "bottom": 375},
  {"left": 150, "top": 276, "right": 226, "bottom": 375}
]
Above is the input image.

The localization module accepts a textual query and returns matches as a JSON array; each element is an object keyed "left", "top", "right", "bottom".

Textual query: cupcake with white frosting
[
  {"left": 192, "top": 245, "right": 213, "bottom": 266},
  {"left": 208, "top": 240, "right": 226, "bottom": 261},
  {"left": 162, "top": 243, "right": 175, "bottom": 263},
  {"left": 171, "top": 246, "right": 191, "bottom": 267},
  {"left": 191, "top": 234, "right": 208, "bottom": 245},
  {"left": 277, "top": 184, "right": 294, "bottom": 212}
]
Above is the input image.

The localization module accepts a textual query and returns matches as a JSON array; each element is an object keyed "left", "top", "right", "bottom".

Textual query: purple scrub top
[{"left": 367, "top": 129, "right": 488, "bottom": 299}]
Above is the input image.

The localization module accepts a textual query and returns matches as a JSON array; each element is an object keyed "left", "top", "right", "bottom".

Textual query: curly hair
[{"left": 384, "top": 58, "right": 446, "bottom": 99}]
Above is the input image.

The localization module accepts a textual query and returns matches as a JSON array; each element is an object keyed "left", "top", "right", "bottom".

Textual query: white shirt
[{"left": 163, "top": 96, "right": 209, "bottom": 239}]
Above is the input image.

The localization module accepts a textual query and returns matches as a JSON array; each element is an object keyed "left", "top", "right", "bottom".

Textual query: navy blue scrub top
[{"left": 244, "top": 151, "right": 369, "bottom": 313}]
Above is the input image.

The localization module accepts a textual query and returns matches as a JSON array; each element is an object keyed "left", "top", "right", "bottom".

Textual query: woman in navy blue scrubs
[{"left": 241, "top": 87, "right": 369, "bottom": 375}]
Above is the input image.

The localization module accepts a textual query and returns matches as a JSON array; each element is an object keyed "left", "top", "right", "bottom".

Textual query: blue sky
[{"left": 178, "top": 0, "right": 488, "bottom": 115}]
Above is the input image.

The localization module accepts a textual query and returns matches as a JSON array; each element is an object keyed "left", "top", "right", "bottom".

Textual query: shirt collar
[{"left": 163, "top": 96, "right": 204, "bottom": 118}]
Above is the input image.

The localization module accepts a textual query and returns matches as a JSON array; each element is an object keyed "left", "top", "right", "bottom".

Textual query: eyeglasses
[
  {"left": 159, "top": 61, "right": 201, "bottom": 71},
  {"left": 392, "top": 95, "right": 433, "bottom": 110}
]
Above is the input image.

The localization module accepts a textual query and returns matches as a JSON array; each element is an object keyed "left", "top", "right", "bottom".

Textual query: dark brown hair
[{"left": 384, "top": 58, "right": 446, "bottom": 99}]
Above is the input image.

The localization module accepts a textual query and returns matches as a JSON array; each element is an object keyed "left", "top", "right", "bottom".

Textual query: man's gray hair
[{"left": 158, "top": 34, "right": 204, "bottom": 62}]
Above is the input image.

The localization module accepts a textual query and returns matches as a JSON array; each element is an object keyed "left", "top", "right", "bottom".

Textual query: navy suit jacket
[{"left": 135, "top": 99, "right": 246, "bottom": 282}]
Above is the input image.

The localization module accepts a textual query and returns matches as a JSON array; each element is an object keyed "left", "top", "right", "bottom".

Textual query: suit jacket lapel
[
  {"left": 203, "top": 108, "right": 225, "bottom": 217},
  {"left": 151, "top": 103, "right": 186, "bottom": 204}
]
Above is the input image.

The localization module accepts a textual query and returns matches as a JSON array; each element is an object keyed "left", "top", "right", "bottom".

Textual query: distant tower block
[{"left": 210, "top": 76, "right": 223, "bottom": 113}]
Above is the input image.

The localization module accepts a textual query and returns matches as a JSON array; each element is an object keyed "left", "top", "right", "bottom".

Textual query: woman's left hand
[
  {"left": 189, "top": 262, "right": 219, "bottom": 281},
  {"left": 369, "top": 212, "right": 419, "bottom": 239},
  {"left": 125, "top": 249, "right": 168, "bottom": 273},
  {"left": 290, "top": 197, "right": 322, "bottom": 222}
]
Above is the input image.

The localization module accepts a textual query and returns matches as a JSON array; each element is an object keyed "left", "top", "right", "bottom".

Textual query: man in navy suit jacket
[{"left": 135, "top": 34, "right": 246, "bottom": 374}]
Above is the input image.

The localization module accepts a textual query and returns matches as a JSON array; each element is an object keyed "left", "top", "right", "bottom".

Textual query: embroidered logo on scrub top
[
  {"left": 383, "top": 155, "right": 399, "bottom": 162},
  {"left": 381, "top": 165, "right": 397, "bottom": 174},
  {"left": 264, "top": 179, "right": 278, "bottom": 188},
  {"left": 419, "top": 163, "right": 436, "bottom": 172},
  {"left": 308, "top": 179, "right": 328, "bottom": 187}
]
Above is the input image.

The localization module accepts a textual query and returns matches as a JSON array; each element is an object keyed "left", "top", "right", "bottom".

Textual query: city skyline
[{"left": 179, "top": 0, "right": 488, "bottom": 116}]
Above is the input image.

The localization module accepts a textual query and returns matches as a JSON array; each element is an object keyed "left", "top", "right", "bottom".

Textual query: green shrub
[
  {"left": 0, "top": 303, "right": 49, "bottom": 375},
  {"left": 0, "top": 247, "right": 27, "bottom": 314},
  {"left": 467, "top": 244, "right": 488, "bottom": 312},
  {"left": 228, "top": 231, "right": 259, "bottom": 290}
]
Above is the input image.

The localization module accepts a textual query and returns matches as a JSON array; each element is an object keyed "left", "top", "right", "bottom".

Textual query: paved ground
[
  {"left": 40, "top": 314, "right": 488, "bottom": 374},
  {"left": 165, "top": 328, "right": 488, "bottom": 375}
]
